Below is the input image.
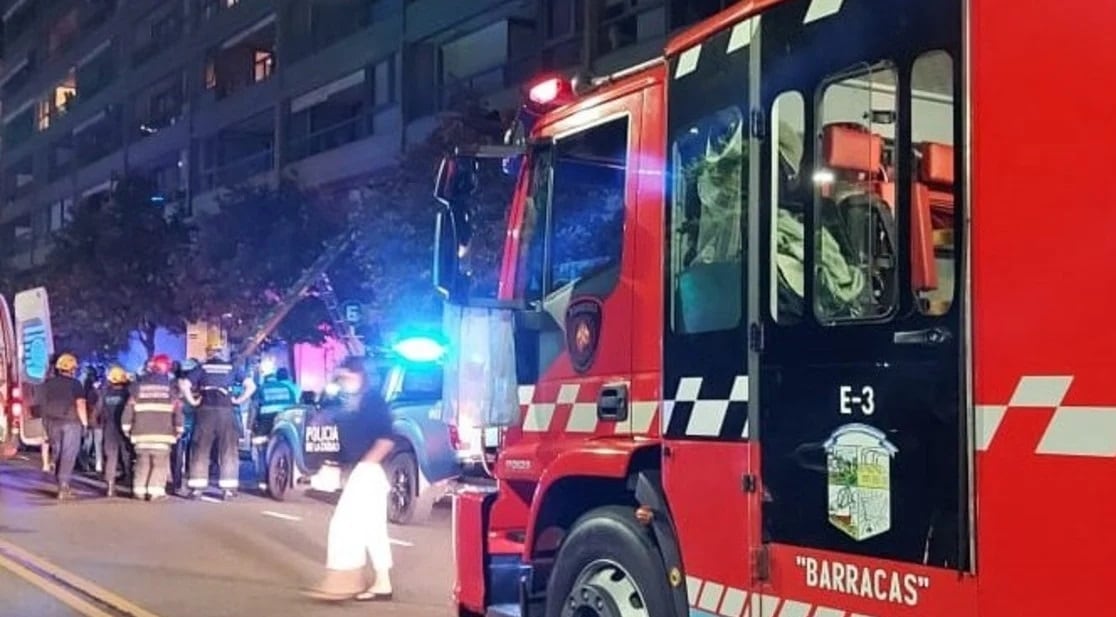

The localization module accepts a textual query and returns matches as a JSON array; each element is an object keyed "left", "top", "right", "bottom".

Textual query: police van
[{"left": 260, "top": 339, "right": 461, "bottom": 524}]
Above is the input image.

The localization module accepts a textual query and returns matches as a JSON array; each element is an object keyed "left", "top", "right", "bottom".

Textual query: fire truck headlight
[{"left": 393, "top": 337, "right": 445, "bottom": 364}]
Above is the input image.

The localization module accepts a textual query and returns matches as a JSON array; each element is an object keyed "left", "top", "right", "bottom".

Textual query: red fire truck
[{"left": 432, "top": 1, "right": 1116, "bottom": 616}]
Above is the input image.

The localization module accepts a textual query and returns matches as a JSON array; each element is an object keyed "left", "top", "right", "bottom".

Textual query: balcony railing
[
  {"left": 200, "top": 149, "right": 274, "bottom": 191},
  {"left": 286, "top": 114, "right": 371, "bottom": 163}
]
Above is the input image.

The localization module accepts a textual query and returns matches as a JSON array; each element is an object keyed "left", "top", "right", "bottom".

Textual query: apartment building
[{"left": 0, "top": 0, "right": 737, "bottom": 270}]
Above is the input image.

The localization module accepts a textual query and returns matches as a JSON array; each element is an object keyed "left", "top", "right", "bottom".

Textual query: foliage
[
  {"left": 42, "top": 176, "right": 194, "bottom": 360},
  {"left": 184, "top": 178, "right": 348, "bottom": 348},
  {"left": 338, "top": 101, "right": 515, "bottom": 333}
]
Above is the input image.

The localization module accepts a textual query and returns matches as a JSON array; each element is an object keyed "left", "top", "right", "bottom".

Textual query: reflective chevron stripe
[
  {"left": 978, "top": 375, "right": 1116, "bottom": 458},
  {"left": 686, "top": 574, "right": 869, "bottom": 617}
]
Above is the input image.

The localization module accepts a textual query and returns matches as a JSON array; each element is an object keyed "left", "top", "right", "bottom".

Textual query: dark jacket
[
  {"left": 98, "top": 384, "right": 131, "bottom": 436},
  {"left": 122, "top": 374, "right": 183, "bottom": 450}
]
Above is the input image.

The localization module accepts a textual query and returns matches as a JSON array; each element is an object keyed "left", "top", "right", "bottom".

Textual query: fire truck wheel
[
  {"left": 267, "top": 439, "right": 293, "bottom": 501},
  {"left": 386, "top": 450, "right": 419, "bottom": 525},
  {"left": 545, "top": 505, "right": 675, "bottom": 617}
]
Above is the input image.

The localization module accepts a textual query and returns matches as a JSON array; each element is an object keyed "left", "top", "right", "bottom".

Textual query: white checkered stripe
[
  {"left": 518, "top": 383, "right": 659, "bottom": 436},
  {"left": 977, "top": 375, "right": 1116, "bottom": 458},
  {"left": 686, "top": 575, "right": 868, "bottom": 617},
  {"left": 517, "top": 376, "right": 748, "bottom": 440},
  {"left": 664, "top": 376, "right": 750, "bottom": 440}
]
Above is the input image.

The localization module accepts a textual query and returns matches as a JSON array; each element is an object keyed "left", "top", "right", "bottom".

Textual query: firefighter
[
  {"left": 38, "top": 353, "right": 89, "bottom": 500},
  {"left": 99, "top": 365, "right": 133, "bottom": 497},
  {"left": 185, "top": 350, "right": 256, "bottom": 500},
  {"left": 121, "top": 354, "right": 183, "bottom": 502}
]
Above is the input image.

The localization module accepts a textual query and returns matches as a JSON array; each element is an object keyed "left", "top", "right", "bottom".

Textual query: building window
[
  {"left": 253, "top": 50, "right": 274, "bottom": 83},
  {"left": 372, "top": 55, "right": 395, "bottom": 107},
  {"left": 205, "top": 58, "right": 217, "bottom": 89},
  {"left": 49, "top": 198, "right": 74, "bottom": 232}
]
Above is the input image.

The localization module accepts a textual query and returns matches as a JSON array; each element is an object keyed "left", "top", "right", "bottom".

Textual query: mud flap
[{"left": 633, "top": 470, "right": 690, "bottom": 617}]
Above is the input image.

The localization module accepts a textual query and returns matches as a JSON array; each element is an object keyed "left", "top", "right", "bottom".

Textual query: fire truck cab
[{"left": 434, "top": 1, "right": 1116, "bottom": 616}]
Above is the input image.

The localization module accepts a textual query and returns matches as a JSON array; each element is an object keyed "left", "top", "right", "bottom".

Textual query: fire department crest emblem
[
  {"left": 565, "top": 298, "right": 602, "bottom": 374},
  {"left": 824, "top": 423, "right": 898, "bottom": 542}
]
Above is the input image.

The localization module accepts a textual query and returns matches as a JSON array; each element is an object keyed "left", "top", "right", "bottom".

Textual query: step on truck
[{"left": 431, "top": 1, "right": 1116, "bottom": 616}]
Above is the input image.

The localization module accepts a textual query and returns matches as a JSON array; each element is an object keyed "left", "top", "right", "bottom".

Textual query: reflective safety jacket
[
  {"left": 257, "top": 378, "right": 298, "bottom": 415},
  {"left": 122, "top": 373, "right": 184, "bottom": 450}
]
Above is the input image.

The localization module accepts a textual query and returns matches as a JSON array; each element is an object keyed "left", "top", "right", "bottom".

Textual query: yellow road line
[
  {"left": 0, "top": 536, "right": 163, "bottom": 617},
  {"left": 0, "top": 550, "right": 116, "bottom": 617}
]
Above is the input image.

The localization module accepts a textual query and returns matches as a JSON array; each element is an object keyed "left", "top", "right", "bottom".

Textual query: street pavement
[{"left": 0, "top": 453, "right": 456, "bottom": 617}]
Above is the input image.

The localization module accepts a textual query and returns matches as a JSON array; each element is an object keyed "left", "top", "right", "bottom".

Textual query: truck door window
[
  {"left": 770, "top": 91, "right": 806, "bottom": 324},
  {"left": 814, "top": 63, "right": 899, "bottom": 323},
  {"left": 911, "top": 50, "right": 956, "bottom": 316},
  {"left": 670, "top": 106, "right": 745, "bottom": 334},
  {"left": 516, "top": 149, "right": 551, "bottom": 300},
  {"left": 546, "top": 117, "right": 628, "bottom": 294}
]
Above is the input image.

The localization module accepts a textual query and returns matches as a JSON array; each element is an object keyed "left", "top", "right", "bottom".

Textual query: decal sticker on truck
[{"left": 825, "top": 423, "right": 897, "bottom": 541}]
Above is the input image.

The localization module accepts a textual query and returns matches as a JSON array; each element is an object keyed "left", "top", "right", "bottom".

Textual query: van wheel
[
  {"left": 545, "top": 506, "right": 675, "bottom": 617},
  {"left": 267, "top": 440, "right": 292, "bottom": 501},
  {"left": 385, "top": 451, "right": 418, "bottom": 525}
]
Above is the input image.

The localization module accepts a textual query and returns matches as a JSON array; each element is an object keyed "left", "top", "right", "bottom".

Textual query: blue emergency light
[{"left": 392, "top": 336, "right": 445, "bottom": 363}]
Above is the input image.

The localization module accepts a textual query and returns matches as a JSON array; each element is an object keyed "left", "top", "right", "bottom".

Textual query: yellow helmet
[
  {"left": 55, "top": 353, "right": 78, "bottom": 373},
  {"left": 107, "top": 366, "right": 129, "bottom": 385}
]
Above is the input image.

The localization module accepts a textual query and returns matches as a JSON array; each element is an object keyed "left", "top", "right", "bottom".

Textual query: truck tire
[
  {"left": 267, "top": 439, "right": 293, "bottom": 501},
  {"left": 544, "top": 506, "right": 677, "bottom": 617},
  {"left": 385, "top": 450, "right": 419, "bottom": 525}
]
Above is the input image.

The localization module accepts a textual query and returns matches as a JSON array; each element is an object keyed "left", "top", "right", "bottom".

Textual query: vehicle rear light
[{"left": 10, "top": 386, "right": 20, "bottom": 418}]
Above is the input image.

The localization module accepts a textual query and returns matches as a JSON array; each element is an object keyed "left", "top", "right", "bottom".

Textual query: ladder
[
  {"left": 236, "top": 229, "right": 361, "bottom": 360},
  {"left": 313, "top": 273, "right": 365, "bottom": 358}
]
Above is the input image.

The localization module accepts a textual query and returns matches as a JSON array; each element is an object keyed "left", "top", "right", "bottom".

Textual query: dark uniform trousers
[
  {"left": 103, "top": 425, "right": 133, "bottom": 484},
  {"left": 188, "top": 406, "right": 240, "bottom": 491}
]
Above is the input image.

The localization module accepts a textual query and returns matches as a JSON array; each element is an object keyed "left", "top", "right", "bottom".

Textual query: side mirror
[
  {"left": 433, "top": 208, "right": 470, "bottom": 303},
  {"left": 434, "top": 156, "right": 478, "bottom": 207}
]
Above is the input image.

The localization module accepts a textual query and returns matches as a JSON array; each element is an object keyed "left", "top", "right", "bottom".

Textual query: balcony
[
  {"left": 133, "top": 73, "right": 186, "bottom": 140},
  {"left": 73, "top": 106, "right": 124, "bottom": 169},
  {"left": 1, "top": 157, "right": 35, "bottom": 202},
  {"left": 131, "top": 5, "right": 184, "bottom": 68},
  {"left": 286, "top": 68, "right": 370, "bottom": 163},
  {"left": 205, "top": 13, "right": 277, "bottom": 101},
  {"left": 80, "top": 0, "right": 117, "bottom": 31},
  {"left": 199, "top": 110, "right": 274, "bottom": 191}
]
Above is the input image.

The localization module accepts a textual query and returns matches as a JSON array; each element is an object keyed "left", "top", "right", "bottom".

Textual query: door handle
[
  {"left": 597, "top": 384, "right": 629, "bottom": 422},
  {"left": 893, "top": 327, "right": 952, "bottom": 346}
]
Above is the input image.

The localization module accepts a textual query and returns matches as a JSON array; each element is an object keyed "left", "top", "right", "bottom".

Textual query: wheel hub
[
  {"left": 565, "top": 583, "right": 623, "bottom": 617},
  {"left": 561, "top": 560, "right": 649, "bottom": 617}
]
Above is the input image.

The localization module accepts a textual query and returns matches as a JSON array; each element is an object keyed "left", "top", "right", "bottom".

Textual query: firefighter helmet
[
  {"left": 149, "top": 354, "right": 172, "bottom": 374},
  {"left": 55, "top": 353, "right": 79, "bottom": 373},
  {"left": 107, "top": 366, "right": 129, "bottom": 385}
]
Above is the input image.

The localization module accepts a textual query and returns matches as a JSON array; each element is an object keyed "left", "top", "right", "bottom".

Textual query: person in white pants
[{"left": 304, "top": 357, "right": 395, "bottom": 602}]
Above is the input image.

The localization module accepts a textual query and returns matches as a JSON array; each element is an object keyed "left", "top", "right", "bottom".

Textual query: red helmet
[{"left": 149, "top": 354, "right": 172, "bottom": 374}]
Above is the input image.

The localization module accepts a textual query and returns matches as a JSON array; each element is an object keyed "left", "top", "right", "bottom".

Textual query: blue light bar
[{"left": 392, "top": 336, "right": 445, "bottom": 363}]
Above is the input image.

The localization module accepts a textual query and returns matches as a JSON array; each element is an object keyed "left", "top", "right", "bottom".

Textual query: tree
[
  {"left": 44, "top": 176, "right": 194, "bottom": 360},
  {"left": 188, "top": 100, "right": 515, "bottom": 353},
  {"left": 336, "top": 101, "right": 515, "bottom": 332},
  {"left": 186, "top": 177, "right": 348, "bottom": 349}
]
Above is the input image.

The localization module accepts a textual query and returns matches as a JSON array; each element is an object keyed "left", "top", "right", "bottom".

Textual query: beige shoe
[{"left": 301, "top": 569, "right": 365, "bottom": 602}]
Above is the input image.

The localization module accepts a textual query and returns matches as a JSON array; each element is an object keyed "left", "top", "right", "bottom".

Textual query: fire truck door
[
  {"left": 751, "top": 0, "right": 968, "bottom": 585},
  {"left": 660, "top": 17, "right": 758, "bottom": 605}
]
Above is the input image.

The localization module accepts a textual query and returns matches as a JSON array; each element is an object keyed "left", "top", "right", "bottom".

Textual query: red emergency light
[{"left": 526, "top": 77, "right": 573, "bottom": 108}]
